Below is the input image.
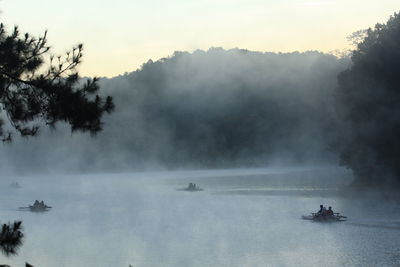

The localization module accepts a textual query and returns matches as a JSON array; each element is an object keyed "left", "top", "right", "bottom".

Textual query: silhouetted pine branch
[
  {"left": 0, "top": 221, "right": 24, "bottom": 256},
  {"left": 0, "top": 23, "right": 114, "bottom": 141}
]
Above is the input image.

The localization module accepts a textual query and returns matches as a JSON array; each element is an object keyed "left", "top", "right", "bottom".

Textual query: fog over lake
[
  {"left": 1, "top": 167, "right": 400, "bottom": 267},
  {"left": 0, "top": 49, "right": 348, "bottom": 174},
  {"left": 1, "top": 3, "right": 400, "bottom": 267}
]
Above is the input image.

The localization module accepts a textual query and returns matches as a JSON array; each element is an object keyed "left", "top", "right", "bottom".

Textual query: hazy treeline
[{"left": 0, "top": 48, "right": 349, "bottom": 173}]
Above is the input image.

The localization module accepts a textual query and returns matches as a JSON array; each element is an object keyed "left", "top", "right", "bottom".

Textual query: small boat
[
  {"left": 177, "top": 182, "right": 204, "bottom": 192},
  {"left": 19, "top": 200, "right": 52, "bottom": 212},
  {"left": 10, "top": 182, "right": 21, "bottom": 188},
  {"left": 302, "top": 212, "right": 347, "bottom": 222}
]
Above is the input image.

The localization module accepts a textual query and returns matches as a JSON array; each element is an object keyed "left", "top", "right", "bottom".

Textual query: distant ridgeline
[{"left": 0, "top": 48, "right": 349, "bottom": 173}]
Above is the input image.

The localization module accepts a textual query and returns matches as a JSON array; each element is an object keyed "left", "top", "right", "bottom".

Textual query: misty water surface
[{"left": 1, "top": 167, "right": 400, "bottom": 267}]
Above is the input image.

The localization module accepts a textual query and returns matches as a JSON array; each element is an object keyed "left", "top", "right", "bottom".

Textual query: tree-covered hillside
[{"left": 1, "top": 49, "right": 348, "bottom": 173}]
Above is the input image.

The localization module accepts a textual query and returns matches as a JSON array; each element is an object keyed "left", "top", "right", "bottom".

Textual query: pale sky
[{"left": 1, "top": 0, "right": 399, "bottom": 77}]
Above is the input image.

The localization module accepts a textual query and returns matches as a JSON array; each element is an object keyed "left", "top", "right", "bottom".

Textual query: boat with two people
[
  {"left": 177, "top": 182, "right": 204, "bottom": 192},
  {"left": 302, "top": 205, "right": 347, "bottom": 222},
  {"left": 19, "top": 200, "right": 52, "bottom": 212},
  {"left": 10, "top": 181, "right": 21, "bottom": 188}
]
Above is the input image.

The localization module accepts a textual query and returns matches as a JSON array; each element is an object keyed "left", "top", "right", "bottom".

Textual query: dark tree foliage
[
  {"left": 335, "top": 12, "right": 400, "bottom": 186},
  {"left": 0, "top": 23, "right": 115, "bottom": 263},
  {"left": 0, "top": 221, "right": 23, "bottom": 256},
  {"left": 0, "top": 23, "right": 114, "bottom": 140}
]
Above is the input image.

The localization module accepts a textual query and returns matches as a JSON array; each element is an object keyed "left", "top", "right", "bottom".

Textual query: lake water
[{"left": 1, "top": 167, "right": 400, "bottom": 267}]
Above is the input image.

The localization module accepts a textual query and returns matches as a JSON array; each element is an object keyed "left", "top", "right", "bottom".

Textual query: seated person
[
  {"left": 317, "top": 205, "right": 327, "bottom": 216},
  {"left": 326, "top": 206, "right": 334, "bottom": 216}
]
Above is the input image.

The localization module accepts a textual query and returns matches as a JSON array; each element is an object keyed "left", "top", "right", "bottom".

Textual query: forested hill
[{"left": 0, "top": 48, "right": 349, "bottom": 173}]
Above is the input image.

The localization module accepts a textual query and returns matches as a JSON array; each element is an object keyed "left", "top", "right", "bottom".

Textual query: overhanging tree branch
[{"left": 0, "top": 23, "right": 115, "bottom": 139}]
